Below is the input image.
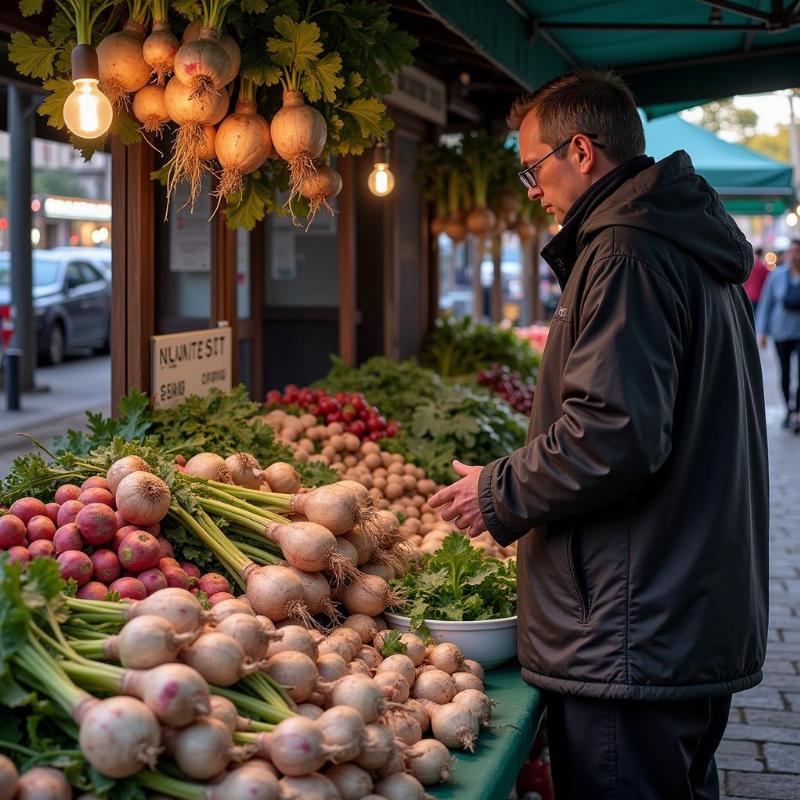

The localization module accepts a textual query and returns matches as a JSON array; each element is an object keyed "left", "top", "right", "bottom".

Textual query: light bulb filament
[{"left": 76, "top": 80, "right": 100, "bottom": 133}]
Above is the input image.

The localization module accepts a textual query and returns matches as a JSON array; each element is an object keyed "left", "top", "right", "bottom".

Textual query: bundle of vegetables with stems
[
  {"left": 417, "top": 143, "right": 453, "bottom": 237},
  {"left": 142, "top": 0, "right": 179, "bottom": 84},
  {"left": 443, "top": 163, "right": 468, "bottom": 243},
  {"left": 462, "top": 131, "right": 502, "bottom": 238}
]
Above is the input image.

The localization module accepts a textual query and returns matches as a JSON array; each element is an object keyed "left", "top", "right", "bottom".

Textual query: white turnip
[
  {"left": 259, "top": 716, "right": 334, "bottom": 776},
  {"left": 428, "top": 643, "right": 464, "bottom": 675},
  {"left": 411, "top": 669, "right": 456, "bottom": 705},
  {"left": 121, "top": 663, "right": 210, "bottom": 727},
  {"left": 125, "top": 588, "right": 207, "bottom": 633},
  {"left": 143, "top": 19, "right": 179, "bottom": 85},
  {"left": 96, "top": 20, "right": 151, "bottom": 108},
  {"left": 353, "top": 723, "right": 394, "bottom": 770},
  {"left": 316, "top": 705, "right": 364, "bottom": 763},
  {"left": 263, "top": 462, "right": 300, "bottom": 494},
  {"left": 0, "top": 755, "right": 17, "bottom": 800},
  {"left": 373, "top": 671, "right": 409, "bottom": 704},
  {"left": 224, "top": 453, "right": 263, "bottom": 489},
  {"left": 327, "top": 674, "right": 386, "bottom": 723},
  {"left": 428, "top": 702, "right": 479, "bottom": 752},
  {"left": 279, "top": 773, "right": 340, "bottom": 800},
  {"left": 340, "top": 574, "right": 403, "bottom": 617},
  {"left": 263, "top": 521, "right": 354, "bottom": 584},
  {"left": 206, "top": 766, "right": 280, "bottom": 800},
  {"left": 174, "top": 28, "right": 230, "bottom": 101},
  {"left": 296, "top": 703, "right": 324, "bottom": 720},
  {"left": 14, "top": 766, "right": 70, "bottom": 800},
  {"left": 404, "top": 699, "right": 429, "bottom": 734},
  {"left": 342, "top": 613, "right": 378, "bottom": 643},
  {"left": 300, "top": 164, "right": 341, "bottom": 226},
  {"left": 355, "top": 645, "right": 382, "bottom": 670},
  {"left": 290, "top": 484, "right": 377, "bottom": 536},
  {"left": 316, "top": 652, "right": 348, "bottom": 682},
  {"left": 106, "top": 455, "right": 152, "bottom": 495},
  {"left": 452, "top": 688, "right": 493, "bottom": 727},
  {"left": 179, "top": 631, "right": 259, "bottom": 686},
  {"left": 262, "top": 651, "right": 318, "bottom": 703},
  {"left": 210, "top": 597, "right": 254, "bottom": 622},
  {"left": 383, "top": 710, "right": 421, "bottom": 745},
  {"left": 115, "top": 471, "right": 171, "bottom": 527},
  {"left": 215, "top": 99, "right": 272, "bottom": 200},
  {"left": 325, "top": 763, "right": 373, "bottom": 800},
  {"left": 342, "top": 529, "right": 374, "bottom": 566},
  {"left": 452, "top": 671, "right": 484, "bottom": 693},
  {"left": 265, "top": 625, "right": 317, "bottom": 660},
  {"left": 170, "top": 717, "right": 254, "bottom": 780},
  {"left": 184, "top": 452, "right": 233, "bottom": 483},
  {"left": 404, "top": 738, "right": 452, "bottom": 785},
  {"left": 287, "top": 567, "right": 339, "bottom": 620},
  {"left": 462, "top": 659, "right": 484, "bottom": 681},
  {"left": 217, "top": 612, "right": 277, "bottom": 660},
  {"left": 133, "top": 85, "right": 170, "bottom": 135},
  {"left": 375, "top": 772, "right": 430, "bottom": 800},
  {"left": 109, "top": 614, "right": 198, "bottom": 669},
  {"left": 377, "top": 654, "right": 416, "bottom": 688},
  {"left": 399, "top": 633, "right": 426, "bottom": 667},
  {"left": 243, "top": 564, "right": 310, "bottom": 623}
]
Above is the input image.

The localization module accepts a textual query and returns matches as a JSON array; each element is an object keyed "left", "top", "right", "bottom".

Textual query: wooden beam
[
  {"left": 211, "top": 203, "right": 238, "bottom": 382},
  {"left": 337, "top": 156, "right": 357, "bottom": 366},
  {"left": 249, "top": 221, "right": 265, "bottom": 400}
]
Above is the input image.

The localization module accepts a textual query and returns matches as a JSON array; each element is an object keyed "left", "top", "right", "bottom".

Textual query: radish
[
  {"left": 452, "top": 671, "right": 484, "bottom": 693},
  {"left": 326, "top": 764, "right": 373, "bottom": 800},
  {"left": 224, "top": 452, "right": 263, "bottom": 490},
  {"left": 163, "top": 566, "right": 191, "bottom": 589},
  {"left": 428, "top": 643, "right": 464, "bottom": 675},
  {"left": 96, "top": 19, "right": 151, "bottom": 108},
  {"left": 53, "top": 523, "right": 83, "bottom": 554},
  {"left": 118, "top": 531, "right": 161, "bottom": 572},
  {"left": 6, "top": 546, "right": 29, "bottom": 564},
  {"left": 373, "top": 671, "right": 409, "bottom": 704},
  {"left": 378, "top": 654, "right": 416, "bottom": 688},
  {"left": 452, "top": 688, "right": 493, "bottom": 727},
  {"left": 266, "top": 625, "right": 317, "bottom": 661},
  {"left": 327, "top": 674, "right": 387, "bottom": 723},
  {"left": 279, "top": 774, "right": 340, "bottom": 800},
  {"left": 316, "top": 653, "right": 347, "bottom": 682},
  {"left": 257, "top": 716, "right": 336, "bottom": 776},
  {"left": 429, "top": 702, "right": 479, "bottom": 751},
  {"left": 217, "top": 612, "right": 277, "bottom": 660},
  {"left": 79, "top": 487, "right": 114, "bottom": 507},
  {"left": 263, "top": 651, "right": 318, "bottom": 703},
  {"left": 109, "top": 577, "right": 147, "bottom": 600},
  {"left": 375, "top": 773, "right": 430, "bottom": 800},
  {"left": 91, "top": 549, "right": 122, "bottom": 583},
  {"left": 0, "top": 515, "right": 26, "bottom": 549},
  {"left": 211, "top": 597, "right": 255, "bottom": 622},
  {"left": 44, "top": 503, "right": 61, "bottom": 524},
  {"left": 56, "top": 500, "right": 84, "bottom": 527},
  {"left": 26, "top": 515, "right": 55, "bottom": 542},
  {"left": 113, "top": 525, "right": 139, "bottom": 552},
  {"left": 14, "top": 766, "right": 70, "bottom": 800},
  {"left": 115, "top": 472, "right": 171, "bottom": 527},
  {"left": 290, "top": 484, "right": 375, "bottom": 536},
  {"left": 10, "top": 498, "right": 46, "bottom": 525},
  {"left": 197, "top": 572, "right": 230, "bottom": 595},
  {"left": 300, "top": 164, "right": 341, "bottom": 226},
  {"left": 28, "top": 539, "right": 56, "bottom": 559},
  {"left": 184, "top": 452, "right": 233, "bottom": 483},
  {"left": 317, "top": 704, "right": 365, "bottom": 762},
  {"left": 76, "top": 503, "right": 117, "bottom": 546},
  {"left": 77, "top": 581, "right": 109, "bottom": 600},
  {"left": 263, "top": 462, "right": 300, "bottom": 494},
  {"left": 342, "top": 613, "right": 379, "bottom": 644},
  {"left": 411, "top": 670, "right": 456, "bottom": 705},
  {"left": 110, "top": 614, "right": 198, "bottom": 669},
  {"left": 156, "top": 537, "right": 174, "bottom": 558},
  {"left": 143, "top": 0, "right": 179, "bottom": 85},
  {"left": 78, "top": 695, "right": 162, "bottom": 777},
  {"left": 209, "top": 591, "right": 235, "bottom": 604},
  {"left": 58, "top": 550, "right": 93, "bottom": 586},
  {"left": 404, "top": 738, "right": 452, "bottom": 785},
  {"left": 287, "top": 567, "right": 338, "bottom": 620},
  {"left": 353, "top": 723, "right": 394, "bottom": 770},
  {"left": 55, "top": 484, "right": 81, "bottom": 504},
  {"left": 215, "top": 91, "right": 272, "bottom": 201},
  {"left": 182, "top": 561, "right": 202, "bottom": 580},
  {"left": 180, "top": 631, "right": 260, "bottom": 686},
  {"left": 81, "top": 476, "right": 109, "bottom": 491},
  {"left": 134, "top": 84, "right": 171, "bottom": 135},
  {"left": 382, "top": 711, "right": 421, "bottom": 746},
  {"left": 170, "top": 717, "right": 254, "bottom": 780},
  {"left": 0, "top": 754, "right": 17, "bottom": 800},
  {"left": 341, "top": 574, "right": 403, "bottom": 617}
]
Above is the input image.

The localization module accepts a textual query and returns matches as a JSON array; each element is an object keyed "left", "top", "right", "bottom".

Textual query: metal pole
[
  {"left": 4, "top": 348, "right": 21, "bottom": 410},
  {"left": 8, "top": 84, "right": 35, "bottom": 391},
  {"left": 472, "top": 237, "right": 484, "bottom": 320},
  {"left": 789, "top": 91, "right": 800, "bottom": 202},
  {"left": 491, "top": 235, "right": 503, "bottom": 322}
]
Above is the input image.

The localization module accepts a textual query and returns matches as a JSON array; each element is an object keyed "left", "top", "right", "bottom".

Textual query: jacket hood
[{"left": 579, "top": 151, "right": 753, "bottom": 285}]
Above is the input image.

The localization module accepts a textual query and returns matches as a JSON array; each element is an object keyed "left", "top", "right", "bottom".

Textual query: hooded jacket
[{"left": 478, "top": 151, "right": 769, "bottom": 700}]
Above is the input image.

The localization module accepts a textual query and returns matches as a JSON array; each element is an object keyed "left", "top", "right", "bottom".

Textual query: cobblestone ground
[{"left": 719, "top": 347, "right": 800, "bottom": 799}]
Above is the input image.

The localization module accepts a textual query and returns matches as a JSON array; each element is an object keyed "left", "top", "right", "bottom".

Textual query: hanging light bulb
[
  {"left": 367, "top": 143, "right": 395, "bottom": 197},
  {"left": 63, "top": 45, "right": 113, "bottom": 139}
]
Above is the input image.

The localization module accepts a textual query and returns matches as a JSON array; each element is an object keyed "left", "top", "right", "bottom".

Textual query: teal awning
[{"left": 419, "top": 1, "right": 800, "bottom": 117}]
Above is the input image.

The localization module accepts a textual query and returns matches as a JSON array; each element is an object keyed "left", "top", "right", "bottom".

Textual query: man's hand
[
  {"left": 428, "top": 460, "right": 487, "bottom": 538},
  {"left": 758, "top": 334, "right": 768, "bottom": 349}
]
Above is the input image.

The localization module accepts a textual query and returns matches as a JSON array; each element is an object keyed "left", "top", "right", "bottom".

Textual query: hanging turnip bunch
[
  {"left": 132, "top": 84, "right": 169, "bottom": 136},
  {"left": 300, "top": 160, "right": 342, "bottom": 226},
  {"left": 462, "top": 131, "right": 501, "bottom": 238},
  {"left": 443, "top": 167, "right": 468, "bottom": 243},
  {"left": 96, "top": 0, "right": 152, "bottom": 109},
  {"left": 143, "top": 0, "right": 179, "bottom": 85},
  {"left": 266, "top": 16, "right": 344, "bottom": 218}
]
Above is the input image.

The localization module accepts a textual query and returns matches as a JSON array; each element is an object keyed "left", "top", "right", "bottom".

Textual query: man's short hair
[{"left": 507, "top": 69, "right": 645, "bottom": 165}]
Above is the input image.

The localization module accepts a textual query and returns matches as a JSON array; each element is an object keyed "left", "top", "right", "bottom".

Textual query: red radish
[
  {"left": 57, "top": 500, "right": 84, "bottom": 527},
  {"left": 10, "top": 497, "right": 46, "bottom": 525},
  {"left": 79, "top": 487, "right": 114, "bottom": 507},
  {"left": 326, "top": 764, "right": 374, "bottom": 800},
  {"left": 58, "top": 551, "right": 93, "bottom": 585},
  {"left": 163, "top": 566, "right": 192, "bottom": 589},
  {"left": 184, "top": 452, "right": 233, "bottom": 483},
  {"left": 113, "top": 525, "right": 140, "bottom": 552},
  {"left": 55, "top": 484, "right": 81, "bottom": 504},
  {"left": 142, "top": 521, "right": 161, "bottom": 536},
  {"left": 259, "top": 716, "right": 335, "bottom": 776},
  {"left": 14, "top": 766, "right": 70, "bottom": 799},
  {"left": 209, "top": 591, "right": 235, "bottom": 605},
  {"left": 76, "top": 503, "right": 118, "bottom": 546},
  {"left": 115, "top": 472, "right": 171, "bottom": 527},
  {"left": 169, "top": 717, "right": 254, "bottom": 780},
  {"left": 91, "top": 549, "right": 122, "bottom": 583},
  {"left": 197, "top": 572, "right": 230, "bottom": 595},
  {"left": 300, "top": 164, "right": 341, "bottom": 225},
  {"left": 262, "top": 462, "right": 300, "bottom": 494},
  {"left": 179, "top": 631, "right": 260, "bottom": 686},
  {"left": 138, "top": 568, "right": 168, "bottom": 595},
  {"left": 28, "top": 539, "right": 56, "bottom": 559},
  {"left": 353, "top": 723, "right": 394, "bottom": 770},
  {"left": 106, "top": 456, "right": 152, "bottom": 495},
  {"left": 81, "top": 476, "right": 109, "bottom": 491},
  {"left": 78, "top": 695, "right": 162, "bottom": 778},
  {"left": 6, "top": 546, "right": 29, "bottom": 564},
  {"left": 109, "top": 577, "right": 147, "bottom": 601},
  {"left": 77, "top": 581, "right": 109, "bottom": 600},
  {"left": 44, "top": 502, "right": 61, "bottom": 524},
  {"left": 224, "top": 452, "right": 264, "bottom": 490},
  {"left": 156, "top": 537, "right": 174, "bottom": 558},
  {"left": 158, "top": 557, "right": 180, "bottom": 571},
  {"left": 263, "top": 651, "right": 318, "bottom": 702},
  {"left": 115, "top": 510, "right": 129, "bottom": 528},
  {"left": 97, "top": 20, "right": 151, "bottom": 109},
  {"left": 53, "top": 524, "right": 84, "bottom": 554},
  {"left": 428, "top": 702, "right": 479, "bottom": 751},
  {"left": 181, "top": 561, "right": 201, "bottom": 580},
  {"left": 173, "top": 28, "right": 230, "bottom": 100},
  {"left": 0, "top": 515, "right": 26, "bottom": 549},
  {"left": 143, "top": 17, "right": 179, "bottom": 85},
  {"left": 0, "top": 755, "right": 17, "bottom": 799},
  {"left": 118, "top": 531, "right": 161, "bottom": 572}
]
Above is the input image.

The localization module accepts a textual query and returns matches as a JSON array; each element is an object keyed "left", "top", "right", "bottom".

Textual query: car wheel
[{"left": 43, "top": 322, "right": 65, "bottom": 366}]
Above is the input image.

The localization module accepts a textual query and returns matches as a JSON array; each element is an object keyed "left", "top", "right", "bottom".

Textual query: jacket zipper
[{"left": 567, "top": 533, "right": 590, "bottom": 624}]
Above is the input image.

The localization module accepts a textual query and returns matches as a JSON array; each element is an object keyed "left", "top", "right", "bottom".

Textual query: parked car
[
  {"left": 49, "top": 246, "right": 112, "bottom": 280},
  {"left": 0, "top": 250, "right": 111, "bottom": 365}
]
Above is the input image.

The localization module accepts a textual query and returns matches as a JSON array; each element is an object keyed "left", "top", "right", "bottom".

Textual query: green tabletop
[{"left": 428, "top": 662, "right": 545, "bottom": 800}]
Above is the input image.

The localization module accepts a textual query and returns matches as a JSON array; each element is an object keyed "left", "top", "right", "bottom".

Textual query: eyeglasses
[{"left": 518, "top": 133, "right": 604, "bottom": 190}]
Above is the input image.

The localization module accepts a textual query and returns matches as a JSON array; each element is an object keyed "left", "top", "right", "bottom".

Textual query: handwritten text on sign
[{"left": 151, "top": 327, "right": 232, "bottom": 408}]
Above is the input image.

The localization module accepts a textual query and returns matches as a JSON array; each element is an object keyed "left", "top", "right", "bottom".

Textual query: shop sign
[
  {"left": 42, "top": 196, "right": 112, "bottom": 222},
  {"left": 386, "top": 66, "right": 447, "bottom": 126},
  {"left": 151, "top": 326, "right": 232, "bottom": 408}
]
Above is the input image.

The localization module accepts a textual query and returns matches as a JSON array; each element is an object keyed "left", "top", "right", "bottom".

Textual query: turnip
[
  {"left": 96, "top": 18, "right": 151, "bottom": 108},
  {"left": 180, "top": 631, "right": 260, "bottom": 686},
  {"left": 121, "top": 663, "right": 210, "bottom": 727},
  {"left": 404, "top": 699, "right": 429, "bottom": 734},
  {"left": 78, "top": 695, "right": 162, "bottom": 777},
  {"left": 28, "top": 539, "right": 56, "bottom": 559},
  {"left": 462, "top": 659, "right": 484, "bottom": 681},
  {"left": 243, "top": 564, "right": 310, "bottom": 623},
  {"left": 318, "top": 636, "right": 356, "bottom": 663},
  {"left": 296, "top": 703, "right": 324, "bottom": 720},
  {"left": 10, "top": 497, "right": 46, "bottom": 525},
  {"left": 353, "top": 723, "right": 394, "bottom": 770},
  {"left": 184, "top": 452, "right": 233, "bottom": 483},
  {"left": 133, "top": 84, "right": 170, "bottom": 136},
  {"left": 118, "top": 531, "right": 161, "bottom": 572},
  {"left": 174, "top": 26, "right": 230, "bottom": 101},
  {"left": 336, "top": 480, "right": 370, "bottom": 502},
  {"left": 205, "top": 766, "right": 280, "bottom": 800},
  {"left": 410, "top": 670, "right": 456, "bottom": 705},
  {"left": 263, "top": 462, "right": 300, "bottom": 494},
  {"left": 0, "top": 754, "right": 17, "bottom": 800},
  {"left": 404, "top": 738, "right": 452, "bottom": 785},
  {"left": 382, "top": 711, "right": 421, "bottom": 746},
  {"left": 327, "top": 674, "right": 387, "bottom": 723},
  {"left": 76, "top": 503, "right": 117, "bottom": 546},
  {"left": 77, "top": 581, "right": 109, "bottom": 600},
  {"left": 261, "top": 520, "right": 353, "bottom": 584},
  {"left": 27, "top": 514, "right": 56, "bottom": 542},
  {"left": 399, "top": 634, "right": 426, "bottom": 667},
  {"left": 317, "top": 704, "right": 365, "bottom": 763},
  {"left": 109, "top": 614, "right": 199, "bottom": 669},
  {"left": 109, "top": 577, "right": 147, "bottom": 600},
  {"left": 325, "top": 764, "right": 373, "bottom": 800},
  {"left": 333, "top": 537, "right": 359, "bottom": 574},
  {"left": 79, "top": 487, "right": 114, "bottom": 507},
  {"left": 207, "top": 694, "right": 246, "bottom": 733},
  {"left": 452, "top": 671, "right": 484, "bottom": 694},
  {"left": 90, "top": 548, "right": 122, "bottom": 583},
  {"left": 211, "top": 597, "right": 254, "bottom": 622},
  {"left": 355, "top": 645, "right": 382, "bottom": 670},
  {"left": 316, "top": 652, "right": 348, "bottom": 682},
  {"left": 287, "top": 567, "right": 339, "bottom": 620},
  {"left": 56, "top": 500, "right": 84, "bottom": 527},
  {"left": 347, "top": 659, "right": 371, "bottom": 677},
  {"left": 378, "top": 655, "right": 416, "bottom": 688},
  {"left": 327, "top": 626, "right": 362, "bottom": 654},
  {"left": 452, "top": 688, "right": 493, "bottom": 727},
  {"left": 170, "top": 717, "right": 254, "bottom": 780},
  {"left": 279, "top": 773, "right": 340, "bottom": 800},
  {"left": 0, "top": 515, "right": 26, "bottom": 549},
  {"left": 58, "top": 550, "right": 93, "bottom": 586},
  {"left": 44, "top": 502, "right": 61, "bottom": 525},
  {"left": 373, "top": 671, "right": 409, "bottom": 704},
  {"left": 14, "top": 766, "right": 70, "bottom": 800},
  {"left": 55, "top": 484, "right": 81, "bottom": 504},
  {"left": 217, "top": 612, "right": 278, "bottom": 660},
  {"left": 263, "top": 651, "right": 318, "bottom": 703},
  {"left": 215, "top": 90, "right": 272, "bottom": 201},
  {"left": 258, "top": 716, "right": 336, "bottom": 776},
  {"left": 115, "top": 472, "right": 171, "bottom": 527},
  {"left": 342, "top": 613, "right": 378, "bottom": 643},
  {"left": 300, "top": 164, "right": 342, "bottom": 226},
  {"left": 375, "top": 772, "right": 431, "bottom": 800},
  {"left": 143, "top": 1, "right": 179, "bottom": 84},
  {"left": 290, "top": 484, "right": 375, "bottom": 536},
  {"left": 428, "top": 702, "right": 479, "bottom": 751},
  {"left": 341, "top": 574, "right": 403, "bottom": 617},
  {"left": 362, "top": 561, "right": 395, "bottom": 582},
  {"left": 428, "top": 643, "right": 464, "bottom": 675},
  {"left": 225, "top": 452, "right": 264, "bottom": 489}
]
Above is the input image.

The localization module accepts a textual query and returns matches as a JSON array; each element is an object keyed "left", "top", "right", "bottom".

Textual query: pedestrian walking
[
  {"left": 430, "top": 69, "right": 769, "bottom": 800},
  {"left": 743, "top": 246, "right": 769, "bottom": 313},
  {"left": 756, "top": 238, "right": 800, "bottom": 432}
]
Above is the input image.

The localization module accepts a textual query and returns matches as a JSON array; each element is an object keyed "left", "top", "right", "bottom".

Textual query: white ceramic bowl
[{"left": 382, "top": 612, "right": 518, "bottom": 670}]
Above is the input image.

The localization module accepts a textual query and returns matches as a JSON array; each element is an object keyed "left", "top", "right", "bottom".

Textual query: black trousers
[
  {"left": 774, "top": 339, "right": 800, "bottom": 412},
  {"left": 544, "top": 692, "right": 732, "bottom": 800}
]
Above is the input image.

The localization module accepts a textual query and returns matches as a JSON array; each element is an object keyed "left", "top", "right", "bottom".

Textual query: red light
[
  {"left": 69, "top": 234, "right": 79, "bottom": 245},
  {"left": 0, "top": 218, "right": 7, "bottom": 230},
  {"left": 31, "top": 199, "right": 41, "bottom": 212}
]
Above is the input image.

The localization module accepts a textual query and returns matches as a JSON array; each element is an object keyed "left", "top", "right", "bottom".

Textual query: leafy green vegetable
[
  {"left": 392, "top": 533, "right": 516, "bottom": 637},
  {"left": 378, "top": 629, "right": 407, "bottom": 658},
  {"left": 8, "top": 32, "right": 59, "bottom": 79}
]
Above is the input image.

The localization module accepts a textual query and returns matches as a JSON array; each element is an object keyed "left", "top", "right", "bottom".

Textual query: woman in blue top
[{"left": 757, "top": 239, "right": 800, "bottom": 432}]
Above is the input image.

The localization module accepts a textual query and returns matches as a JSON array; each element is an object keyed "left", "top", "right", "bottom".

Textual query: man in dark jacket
[{"left": 430, "top": 70, "right": 769, "bottom": 799}]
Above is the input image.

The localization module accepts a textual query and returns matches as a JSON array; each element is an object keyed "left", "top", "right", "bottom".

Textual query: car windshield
[{"left": 0, "top": 259, "right": 61, "bottom": 288}]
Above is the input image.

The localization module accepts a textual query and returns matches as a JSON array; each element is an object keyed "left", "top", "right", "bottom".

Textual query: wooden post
[
  {"left": 472, "top": 238, "right": 483, "bottom": 320},
  {"left": 211, "top": 205, "right": 238, "bottom": 382},
  {"left": 491, "top": 235, "right": 503, "bottom": 322},
  {"left": 338, "top": 156, "right": 357, "bottom": 366},
  {"left": 530, "top": 222, "right": 543, "bottom": 323},
  {"left": 111, "top": 139, "right": 155, "bottom": 411}
]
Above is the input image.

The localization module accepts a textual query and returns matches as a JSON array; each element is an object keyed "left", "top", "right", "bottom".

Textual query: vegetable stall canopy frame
[
  {"left": 643, "top": 114, "right": 795, "bottom": 215},
  {"left": 416, "top": 0, "right": 800, "bottom": 117}
]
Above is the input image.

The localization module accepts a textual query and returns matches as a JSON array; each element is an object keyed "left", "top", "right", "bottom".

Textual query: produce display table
[{"left": 429, "top": 662, "right": 545, "bottom": 800}]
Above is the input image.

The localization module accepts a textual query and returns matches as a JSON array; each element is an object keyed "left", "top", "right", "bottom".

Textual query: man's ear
[{"left": 573, "top": 134, "right": 595, "bottom": 175}]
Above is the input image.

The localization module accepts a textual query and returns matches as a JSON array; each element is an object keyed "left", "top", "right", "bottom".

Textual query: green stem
[
  {"left": 180, "top": 474, "right": 292, "bottom": 510},
  {"left": 138, "top": 771, "right": 204, "bottom": 800},
  {"left": 0, "top": 740, "right": 81, "bottom": 760},
  {"left": 69, "top": 639, "right": 108, "bottom": 659},
  {"left": 60, "top": 660, "right": 123, "bottom": 694},
  {"left": 211, "top": 686, "right": 293, "bottom": 724},
  {"left": 235, "top": 539, "right": 280, "bottom": 566},
  {"left": 65, "top": 597, "right": 126, "bottom": 622}
]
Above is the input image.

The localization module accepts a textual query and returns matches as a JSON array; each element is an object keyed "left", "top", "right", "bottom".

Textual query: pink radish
[
  {"left": 163, "top": 566, "right": 192, "bottom": 589},
  {"left": 79, "top": 487, "right": 114, "bottom": 507},
  {"left": 28, "top": 539, "right": 56, "bottom": 559},
  {"left": 81, "top": 476, "right": 109, "bottom": 491},
  {"left": 76, "top": 503, "right": 118, "bottom": 546},
  {"left": 77, "top": 581, "right": 109, "bottom": 600},
  {"left": 10, "top": 497, "right": 46, "bottom": 525},
  {"left": 6, "top": 546, "right": 29, "bottom": 564},
  {"left": 181, "top": 561, "right": 202, "bottom": 580},
  {"left": 55, "top": 484, "right": 81, "bottom": 504},
  {"left": 209, "top": 591, "right": 235, "bottom": 604},
  {"left": 197, "top": 572, "right": 230, "bottom": 596},
  {"left": 0, "top": 754, "right": 17, "bottom": 799},
  {"left": 113, "top": 525, "right": 140, "bottom": 552},
  {"left": 54, "top": 523, "right": 83, "bottom": 554},
  {"left": 110, "top": 577, "right": 147, "bottom": 600},
  {"left": 14, "top": 766, "right": 69, "bottom": 799},
  {"left": 138, "top": 568, "right": 168, "bottom": 595},
  {"left": 91, "top": 549, "right": 122, "bottom": 583},
  {"left": 56, "top": 500, "right": 84, "bottom": 527},
  {"left": 58, "top": 551, "right": 93, "bottom": 585},
  {"left": 44, "top": 502, "right": 61, "bottom": 524},
  {"left": 0, "top": 515, "right": 26, "bottom": 549},
  {"left": 156, "top": 538, "right": 174, "bottom": 558},
  {"left": 118, "top": 531, "right": 161, "bottom": 572}
]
